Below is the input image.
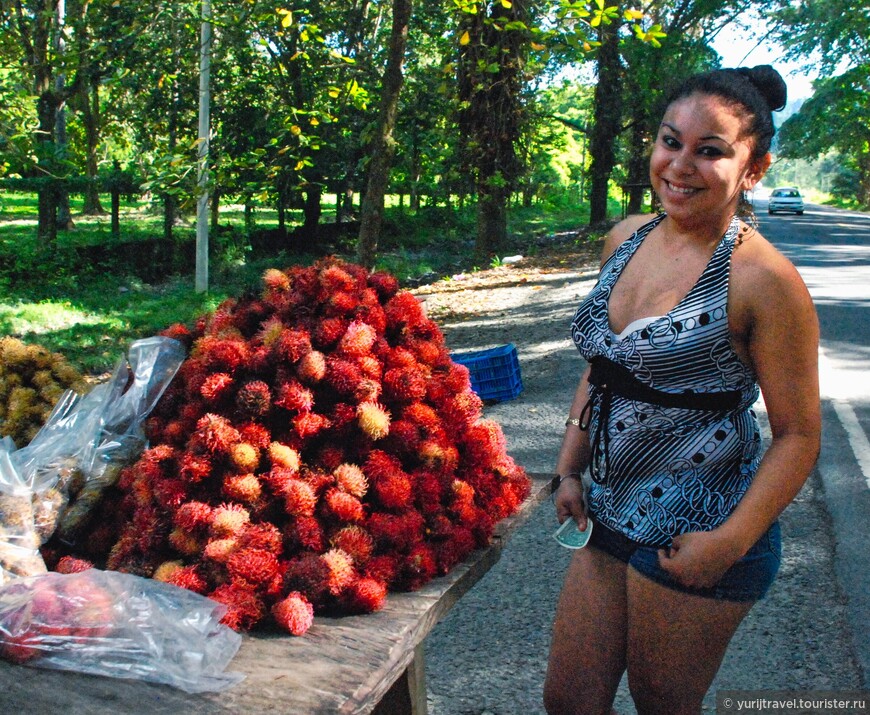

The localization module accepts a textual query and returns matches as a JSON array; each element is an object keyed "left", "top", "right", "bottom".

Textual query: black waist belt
[{"left": 579, "top": 356, "right": 743, "bottom": 484}]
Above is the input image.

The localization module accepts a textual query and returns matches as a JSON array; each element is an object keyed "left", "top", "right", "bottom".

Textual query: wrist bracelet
[{"left": 549, "top": 472, "right": 584, "bottom": 495}]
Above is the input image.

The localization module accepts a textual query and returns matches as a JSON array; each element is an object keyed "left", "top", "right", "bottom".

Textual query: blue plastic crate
[{"left": 451, "top": 343, "right": 523, "bottom": 402}]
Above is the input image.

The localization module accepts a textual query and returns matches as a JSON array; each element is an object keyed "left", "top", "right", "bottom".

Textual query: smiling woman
[{"left": 544, "top": 66, "right": 821, "bottom": 715}]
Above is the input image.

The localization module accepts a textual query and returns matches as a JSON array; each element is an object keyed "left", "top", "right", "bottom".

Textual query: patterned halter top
[{"left": 570, "top": 214, "right": 762, "bottom": 546}]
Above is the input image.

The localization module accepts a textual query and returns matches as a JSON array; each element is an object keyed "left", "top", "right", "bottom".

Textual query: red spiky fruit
[
  {"left": 235, "top": 380, "right": 271, "bottom": 416},
  {"left": 275, "top": 379, "right": 314, "bottom": 412},
  {"left": 374, "top": 472, "right": 412, "bottom": 510},
  {"left": 166, "top": 565, "right": 209, "bottom": 594},
  {"left": 223, "top": 473, "right": 262, "bottom": 504},
  {"left": 283, "top": 478, "right": 318, "bottom": 517},
  {"left": 330, "top": 525, "right": 374, "bottom": 565},
  {"left": 322, "top": 548, "right": 355, "bottom": 596},
  {"left": 293, "top": 412, "right": 330, "bottom": 439},
  {"left": 195, "top": 413, "right": 241, "bottom": 454},
  {"left": 272, "top": 592, "right": 314, "bottom": 636},
  {"left": 263, "top": 268, "right": 291, "bottom": 292},
  {"left": 323, "top": 488, "right": 364, "bottom": 522},
  {"left": 357, "top": 401, "right": 391, "bottom": 440},
  {"left": 275, "top": 328, "right": 312, "bottom": 364},
  {"left": 383, "top": 367, "right": 428, "bottom": 403},
  {"left": 200, "top": 372, "right": 234, "bottom": 402},
  {"left": 334, "top": 463, "right": 369, "bottom": 498},
  {"left": 174, "top": 501, "right": 214, "bottom": 531},
  {"left": 55, "top": 556, "right": 94, "bottom": 574},
  {"left": 338, "top": 321, "right": 377, "bottom": 357},
  {"left": 269, "top": 442, "right": 301, "bottom": 471},
  {"left": 230, "top": 443, "right": 260, "bottom": 473},
  {"left": 210, "top": 503, "right": 251, "bottom": 537},
  {"left": 339, "top": 577, "right": 387, "bottom": 614},
  {"left": 209, "top": 583, "right": 266, "bottom": 631},
  {"left": 227, "top": 548, "right": 280, "bottom": 587},
  {"left": 297, "top": 350, "right": 327, "bottom": 384}
]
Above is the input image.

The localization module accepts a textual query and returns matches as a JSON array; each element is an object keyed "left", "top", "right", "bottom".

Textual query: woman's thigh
[
  {"left": 544, "top": 546, "right": 629, "bottom": 715},
  {"left": 625, "top": 567, "right": 755, "bottom": 715}
]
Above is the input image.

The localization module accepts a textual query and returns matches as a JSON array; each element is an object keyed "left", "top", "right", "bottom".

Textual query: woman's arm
[
  {"left": 553, "top": 368, "right": 593, "bottom": 530},
  {"left": 659, "top": 241, "right": 821, "bottom": 588},
  {"left": 718, "top": 246, "right": 821, "bottom": 548}
]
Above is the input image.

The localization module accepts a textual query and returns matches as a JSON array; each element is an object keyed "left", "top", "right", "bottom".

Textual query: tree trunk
[
  {"left": 303, "top": 180, "right": 323, "bottom": 232},
  {"left": 457, "top": 0, "right": 527, "bottom": 262},
  {"left": 54, "top": 0, "right": 73, "bottom": 230},
  {"left": 55, "top": 99, "right": 74, "bottom": 229},
  {"left": 82, "top": 78, "right": 105, "bottom": 215},
  {"left": 476, "top": 188, "right": 507, "bottom": 264},
  {"left": 36, "top": 91, "right": 59, "bottom": 243},
  {"left": 245, "top": 198, "right": 255, "bottom": 235},
  {"left": 859, "top": 152, "right": 870, "bottom": 206},
  {"left": 163, "top": 14, "right": 182, "bottom": 241},
  {"left": 357, "top": 0, "right": 412, "bottom": 268},
  {"left": 626, "top": 116, "right": 649, "bottom": 214},
  {"left": 277, "top": 186, "right": 286, "bottom": 231},
  {"left": 588, "top": 16, "right": 624, "bottom": 225},
  {"left": 211, "top": 186, "right": 220, "bottom": 228}
]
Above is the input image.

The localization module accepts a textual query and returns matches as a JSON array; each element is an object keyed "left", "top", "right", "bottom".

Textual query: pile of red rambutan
[{"left": 46, "top": 258, "right": 530, "bottom": 636}]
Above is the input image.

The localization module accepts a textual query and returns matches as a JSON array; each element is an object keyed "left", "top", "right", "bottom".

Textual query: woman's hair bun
[{"left": 736, "top": 65, "right": 787, "bottom": 112}]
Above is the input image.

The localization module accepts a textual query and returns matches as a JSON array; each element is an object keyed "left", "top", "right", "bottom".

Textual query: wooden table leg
[{"left": 372, "top": 642, "right": 427, "bottom": 715}]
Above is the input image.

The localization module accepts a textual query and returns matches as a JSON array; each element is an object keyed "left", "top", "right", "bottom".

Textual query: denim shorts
[{"left": 588, "top": 518, "right": 781, "bottom": 602}]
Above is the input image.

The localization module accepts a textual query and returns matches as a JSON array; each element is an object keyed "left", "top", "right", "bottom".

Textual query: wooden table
[{"left": 0, "top": 476, "right": 551, "bottom": 715}]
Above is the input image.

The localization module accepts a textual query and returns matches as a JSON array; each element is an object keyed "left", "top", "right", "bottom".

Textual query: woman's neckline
[{"left": 606, "top": 213, "right": 738, "bottom": 340}]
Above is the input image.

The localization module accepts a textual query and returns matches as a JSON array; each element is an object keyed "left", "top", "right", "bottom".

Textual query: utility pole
[{"left": 195, "top": 0, "right": 213, "bottom": 293}]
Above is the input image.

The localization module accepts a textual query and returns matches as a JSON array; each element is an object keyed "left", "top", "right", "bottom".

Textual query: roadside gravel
[{"left": 412, "top": 253, "right": 864, "bottom": 714}]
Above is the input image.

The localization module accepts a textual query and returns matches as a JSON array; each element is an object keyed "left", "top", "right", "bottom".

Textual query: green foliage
[
  {"left": 777, "top": 67, "right": 870, "bottom": 205},
  {"left": 771, "top": 0, "right": 869, "bottom": 74},
  {"left": 0, "top": 190, "right": 592, "bottom": 372}
]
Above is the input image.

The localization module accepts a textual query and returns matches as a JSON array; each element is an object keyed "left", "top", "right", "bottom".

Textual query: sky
[{"left": 710, "top": 21, "right": 817, "bottom": 101}]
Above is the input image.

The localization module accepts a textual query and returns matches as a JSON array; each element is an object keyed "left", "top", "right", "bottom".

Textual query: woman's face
[{"left": 649, "top": 92, "right": 768, "bottom": 224}]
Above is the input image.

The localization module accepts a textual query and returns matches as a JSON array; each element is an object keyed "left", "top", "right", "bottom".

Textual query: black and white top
[{"left": 570, "top": 214, "right": 762, "bottom": 546}]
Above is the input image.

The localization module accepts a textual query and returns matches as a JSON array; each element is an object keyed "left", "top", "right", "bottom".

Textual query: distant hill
[{"left": 775, "top": 98, "right": 806, "bottom": 128}]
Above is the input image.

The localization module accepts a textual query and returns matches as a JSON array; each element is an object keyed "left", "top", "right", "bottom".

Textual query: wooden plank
[{"left": 0, "top": 476, "right": 551, "bottom": 715}]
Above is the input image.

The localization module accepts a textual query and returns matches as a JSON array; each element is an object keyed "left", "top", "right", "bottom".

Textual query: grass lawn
[{"left": 0, "top": 190, "right": 609, "bottom": 374}]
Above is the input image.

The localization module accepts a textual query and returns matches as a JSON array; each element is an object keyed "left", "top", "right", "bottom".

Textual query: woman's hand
[
  {"left": 554, "top": 476, "right": 590, "bottom": 533},
  {"left": 656, "top": 529, "right": 743, "bottom": 589}
]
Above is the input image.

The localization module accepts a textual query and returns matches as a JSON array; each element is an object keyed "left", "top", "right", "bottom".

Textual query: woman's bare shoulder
[
  {"left": 600, "top": 213, "right": 658, "bottom": 265},
  {"left": 731, "top": 226, "right": 815, "bottom": 318}
]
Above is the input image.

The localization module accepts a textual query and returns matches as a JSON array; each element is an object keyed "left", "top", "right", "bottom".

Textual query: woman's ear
[{"left": 744, "top": 152, "right": 772, "bottom": 189}]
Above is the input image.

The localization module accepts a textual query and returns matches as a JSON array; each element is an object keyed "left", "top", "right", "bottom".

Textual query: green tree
[
  {"left": 455, "top": 0, "right": 530, "bottom": 263},
  {"left": 586, "top": 9, "right": 623, "bottom": 225},
  {"left": 770, "top": 0, "right": 870, "bottom": 205},
  {"left": 358, "top": 0, "right": 413, "bottom": 268},
  {"left": 1, "top": 0, "right": 71, "bottom": 240},
  {"left": 777, "top": 68, "right": 870, "bottom": 204},
  {"left": 613, "top": 1, "right": 748, "bottom": 218}
]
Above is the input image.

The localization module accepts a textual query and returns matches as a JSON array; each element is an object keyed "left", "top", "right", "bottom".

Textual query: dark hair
[{"left": 665, "top": 65, "right": 787, "bottom": 162}]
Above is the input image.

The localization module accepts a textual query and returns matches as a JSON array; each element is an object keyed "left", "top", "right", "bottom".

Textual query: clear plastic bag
[
  {"left": 0, "top": 446, "right": 47, "bottom": 585},
  {"left": 0, "top": 569, "right": 244, "bottom": 693},
  {"left": 7, "top": 337, "right": 185, "bottom": 547}
]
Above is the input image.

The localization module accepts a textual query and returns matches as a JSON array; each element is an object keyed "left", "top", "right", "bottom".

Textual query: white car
[{"left": 768, "top": 187, "right": 804, "bottom": 215}]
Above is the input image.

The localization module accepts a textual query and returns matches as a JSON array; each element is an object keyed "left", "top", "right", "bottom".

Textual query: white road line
[
  {"left": 819, "top": 346, "right": 870, "bottom": 489},
  {"left": 831, "top": 399, "right": 870, "bottom": 490}
]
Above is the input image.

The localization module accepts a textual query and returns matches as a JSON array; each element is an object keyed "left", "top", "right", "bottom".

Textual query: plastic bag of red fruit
[{"left": 0, "top": 568, "right": 244, "bottom": 692}]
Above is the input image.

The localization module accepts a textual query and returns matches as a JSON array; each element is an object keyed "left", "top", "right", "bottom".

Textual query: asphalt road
[{"left": 756, "top": 197, "right": 870, "bottom": 684}]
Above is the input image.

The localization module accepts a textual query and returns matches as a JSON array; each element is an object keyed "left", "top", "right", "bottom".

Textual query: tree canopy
[{"left": 0, "top": 0, "right": 862, "bottom": 279}]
